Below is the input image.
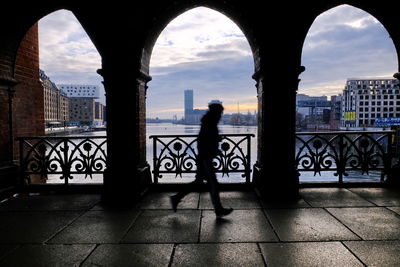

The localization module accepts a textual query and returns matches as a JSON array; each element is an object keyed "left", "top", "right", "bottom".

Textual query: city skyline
[{"left": 38, "top": 5, "right": 398, "bottom": 119}]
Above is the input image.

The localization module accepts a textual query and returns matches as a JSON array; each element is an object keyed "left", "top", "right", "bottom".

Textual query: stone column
[
  {"left": 97, "top": 66, "right": 152, "bottom": 205},
  {"left": 252, "top": 65, "right": 304, "bottom": 200}
]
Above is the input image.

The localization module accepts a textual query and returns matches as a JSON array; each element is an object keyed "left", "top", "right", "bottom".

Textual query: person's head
[{"left": 208, "top": 103, "right": 224, "bottom": 122}]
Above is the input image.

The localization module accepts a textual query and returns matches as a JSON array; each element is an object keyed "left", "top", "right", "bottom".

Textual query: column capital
[
  {"left": 97, "top": 68, "right": 152, "bottom": 83},
  {"left": 0, "top": 75, "right": 18, "bottom": 90},
  {"left": 393, "top": 72, "right": 400, "bottom": 81}
]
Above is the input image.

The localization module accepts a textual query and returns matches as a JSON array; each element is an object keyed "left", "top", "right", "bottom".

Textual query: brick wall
[{"left": 10, "top": 23, "right": 44, "bottom": 161}]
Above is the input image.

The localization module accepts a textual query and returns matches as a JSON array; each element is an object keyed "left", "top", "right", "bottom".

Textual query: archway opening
[
  {"left": 147, "top": 7, "right": 257, "bottom": 184},
  {"left": 298, "top": 4, "right": 398, "bottom": 183},
  {"left": 15, "top": 9, "right": 106, "bottom": 185}
]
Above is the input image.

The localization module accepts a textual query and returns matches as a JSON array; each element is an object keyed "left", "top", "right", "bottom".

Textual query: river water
[{"left": 45, "top": 123, "right": 382, "bottom": 184}]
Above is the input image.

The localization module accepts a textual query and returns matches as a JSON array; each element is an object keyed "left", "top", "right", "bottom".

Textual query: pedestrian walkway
[{"left": 0, "top": 187, "right": 400, "bottom": 266}]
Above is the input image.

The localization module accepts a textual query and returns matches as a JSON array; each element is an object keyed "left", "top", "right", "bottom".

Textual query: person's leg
[
  {"left": 170, "top": 167, "right": 204, "bottom": 212},
  {"left": 201, "top": 159, "right": 232, "bottom": 217}
]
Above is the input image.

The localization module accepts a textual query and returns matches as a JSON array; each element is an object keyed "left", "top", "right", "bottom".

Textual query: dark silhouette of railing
[
  {"left": 17, "top": 136, "right": 107, "bottom": 185},
  {"left": 295, "top": 131, "right": 395, "bottom": 182},
  {"left": 17, "top": 131, "right": 397, "bottom": 185},
  {"left": 149, "top": 134, "right": 255, "bottom": 184}
]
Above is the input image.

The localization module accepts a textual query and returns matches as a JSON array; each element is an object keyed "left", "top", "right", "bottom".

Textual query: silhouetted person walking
[{"left": 170, "top": 102, "right": 233, "bottom": 217}]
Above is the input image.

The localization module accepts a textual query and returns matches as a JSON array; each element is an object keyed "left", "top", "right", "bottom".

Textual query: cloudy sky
[{"left": 39, "top": 5, "right": 398, "bottom": 119}]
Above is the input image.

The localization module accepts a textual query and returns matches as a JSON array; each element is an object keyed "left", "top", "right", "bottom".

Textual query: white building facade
[
  {"left": 58, "top": 84, "right": 100, "bottom": 98},
  {"left": 341, "top": 78, "right": 400, "bottom": 129}
]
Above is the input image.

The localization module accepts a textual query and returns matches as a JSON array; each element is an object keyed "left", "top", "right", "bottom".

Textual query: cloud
[
  {"left": 150, "top": 7, "right": 251, "bottom": 68},
  {"left": 37, "top": 6, "right": 398, "bottom": 118},
  {"left": 38, "top": 10, "right": 105, "bottom": 104},
  {"left": 299, "top": 4, "right": 397, "bottom": 97},
  {"left": 148, "top": 7, "right": 256, "bottom": 118}
]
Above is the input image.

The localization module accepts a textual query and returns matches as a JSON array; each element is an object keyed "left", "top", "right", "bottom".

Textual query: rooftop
[{"left": 0, "top": 187, "right": 400, "bottom": 266}]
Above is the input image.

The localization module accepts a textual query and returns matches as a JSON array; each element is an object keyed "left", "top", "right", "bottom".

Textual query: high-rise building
[
  {"left": 184, "top": 89, "right": 194, "bottom": 123},
  {"left": 341, "top": 78, "right": 400, "bottom": 129}
]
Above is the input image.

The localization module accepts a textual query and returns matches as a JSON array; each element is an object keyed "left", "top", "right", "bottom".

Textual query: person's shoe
[
  {"left": 170, "top": 195, "right": 180, "bottom": 212},
  {"left": 215, "top": 207, "right": 233, "bottom": 218}
]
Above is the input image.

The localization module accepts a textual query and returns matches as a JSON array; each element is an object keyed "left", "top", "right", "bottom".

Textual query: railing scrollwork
[
  {"left": 18, "top": 136, "right": 107, "bottom": 185},
  {"left": 149, "top": 134, "right": 254, "bottom": 183},
  {"left": 295, "top": 131, "right": 395, "bottom": 182}
]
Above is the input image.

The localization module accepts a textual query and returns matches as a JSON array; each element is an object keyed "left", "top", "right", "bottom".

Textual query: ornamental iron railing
[
  {"left": 16, "top": 131, "right": 397, "bottom": 186},
  {"left": 149, "top": 134, "right": 254, "bottom": 184},
  {"left": 17, "top": 136, "right": 107, "bottom": 185},
  {"left": 295, "top": 131, "right": 395, "bottom": 182}
]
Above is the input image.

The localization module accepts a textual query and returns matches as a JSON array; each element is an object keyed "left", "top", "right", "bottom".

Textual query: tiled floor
[{"left": 1, "top": 187, "right": 400, "bottom": 266}]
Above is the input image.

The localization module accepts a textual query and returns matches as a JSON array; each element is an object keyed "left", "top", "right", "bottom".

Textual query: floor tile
[
  {"left": 172, "top": 243, "right": 265, "bottom": 267},
  {"left": 266, "top": 208, "right": 359, "bottom": 241},
  {"left": 200, "top": 209, "right": 277, "bottom": 242},
  {"left": 0, "top": 245, "right": 18, "bottom": 261},
  {"left": 199, "top": 191, "right": 261, "bottom": 209},
  {"left": 301, "top": 188, "right": 374, "bottom": 207},
  {"left": 0, "top": 244, "right": 94, "bottom": 267},
  {"left": 260, "top": 242, "right": 363, "bottom": 267},
  {"left": 260, "top": 198, "right": 311, "bottom": 209},
  {"left": 83, "top": 244, "right": 173, "bottom": 267},
  {"left": 137, "top": 192, "right": 199, "bottom": 209},
  {"left": 349, "top": 188, "right": 400, "bottom": 206},
  {"left": 344, "top": 241, "right": 400, "bottom": 267},
  {"left": 0, "top": 194, "right": 100, "bottom": 211},
  {"left": 48, "top": 210, "right": 140, "bottom": 243},
  {"left": 0, "top": 211, "right": 81, "bottom": 243},
  {"left": 327, "top": 207, "right": 400, "bottom": 240},
  {"left": 388, "top": 206, "right": 400, "bottom": 215},
  {"left": 122, "top": 210, "right": 201, "bottom": 243}
]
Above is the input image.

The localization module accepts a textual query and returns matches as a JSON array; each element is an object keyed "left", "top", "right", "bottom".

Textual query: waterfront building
[
  {"left": 341, "top": 78, "right": 400, "bottom": 129},
  {"left": 296, "top": 94, "right": 331, "bottom": 117},
  {"left": 58, "top": 84, "right": 104, "bottom": 126},
  {"left": 296, "top": 94, "right": 332, "bottom": 130},
  {"left": 94, "top": 101, "right": 106, "bottom": 126},
  {"left": 40, "top": 69, "right": 69, "bottom": 127},
  {"left": 68, "top": 98, "right": 102, "bottom": 126},
  {"left": 330, "top": 95, "right": 342, "bottom": 130}
]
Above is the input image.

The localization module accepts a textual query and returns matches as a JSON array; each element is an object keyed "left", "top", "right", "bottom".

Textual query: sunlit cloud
[{"left": 150, "top": 7, "right": 252, "bottom": 69}]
